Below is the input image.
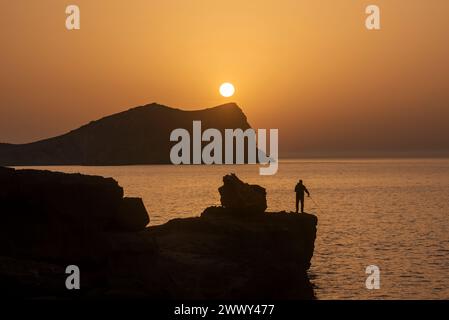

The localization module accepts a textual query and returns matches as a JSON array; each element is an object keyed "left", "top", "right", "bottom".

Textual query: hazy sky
[{"left": 1, "top": 0, "right": 448, "bottom": 156}]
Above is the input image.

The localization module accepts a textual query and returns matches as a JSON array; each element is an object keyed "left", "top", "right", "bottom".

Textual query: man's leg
[
  {"left": 295, "top": 194, "right": 299, "bottom": 213},
  {"left": 300, "top": 197, "right": 305, "bottom": 213}
]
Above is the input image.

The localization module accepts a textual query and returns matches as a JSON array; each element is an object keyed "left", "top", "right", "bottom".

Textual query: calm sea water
[{"left": 19, "top": 159, "right": 449, "bottom": 299}]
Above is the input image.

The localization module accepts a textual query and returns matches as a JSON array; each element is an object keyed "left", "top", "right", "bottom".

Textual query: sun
[{"left": 219, "top": 83, "right": 235, "bottom": 98}]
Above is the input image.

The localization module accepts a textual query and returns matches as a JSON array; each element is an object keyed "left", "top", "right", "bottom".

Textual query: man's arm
[{"left": 305, "top": 186, "right": 310, "bottom": 197}]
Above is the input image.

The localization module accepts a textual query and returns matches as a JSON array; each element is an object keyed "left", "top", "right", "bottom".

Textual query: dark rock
[
  {"left": 0, "top": 168, "right": 317, "bottom": 300},
  {"left": 0, "top": 256, "right": 66, "bottom": 298},
  {"left": 149, "top": 210, "right": 317, "bottom": 299},
  {"left": 116, "top": 197, "right": 150, "bottom": 231},
  {"left": 0, "top": 167, "right": 152, "bottom": 264},
  {"left": 148, "top": 175, "right": 317, "bottom": 299},
  {"left": 0, "top": 166, "right": 124, "bottom": 231},
  {"left": 219, "top": 174, "right": 267, "bottom": 213},
  {"left": 0, "top": 167, "right": 165, "bottom": 299}
]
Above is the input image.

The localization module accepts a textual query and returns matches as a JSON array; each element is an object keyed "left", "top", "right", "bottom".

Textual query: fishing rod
[{"left": 309, "top": 196, "right": 324, "bottom": 215}]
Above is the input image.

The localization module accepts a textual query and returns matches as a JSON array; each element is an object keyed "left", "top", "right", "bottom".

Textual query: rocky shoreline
[{"left": 0, "top": 167, "right": 317, "bottom": 299}]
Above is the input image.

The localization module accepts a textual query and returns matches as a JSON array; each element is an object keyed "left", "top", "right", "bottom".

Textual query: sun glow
[{"left": 219, "top": 83, "right": 235, "bottom": 98}]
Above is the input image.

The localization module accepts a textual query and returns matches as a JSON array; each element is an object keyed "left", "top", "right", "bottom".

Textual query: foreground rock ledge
[
  {"left": 150, "top": 207, "right": 317, "bottom": 299},
  {"left": 0, "top": 167, "right": 317, "bottom": 299}
]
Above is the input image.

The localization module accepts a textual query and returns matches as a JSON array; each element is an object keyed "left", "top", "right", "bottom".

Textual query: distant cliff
[{"left": 0, "top": 103, "right": 252, "bottom": 166}]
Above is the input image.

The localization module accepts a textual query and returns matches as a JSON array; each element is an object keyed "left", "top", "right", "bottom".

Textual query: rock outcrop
[
  {"left": 150, "top": 209, "right": 317, "bottom": 299},
  {"left": 0, "top": 167, "right": 317, "bottom": 299},
  {"left": 0, "top": 166, "right": 151, "bottom": 264},
  {"left": 218, "top": 173, "right": 267, "bottom": 214}
]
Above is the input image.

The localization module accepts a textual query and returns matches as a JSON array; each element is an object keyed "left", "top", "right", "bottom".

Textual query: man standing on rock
[{"left": 295, "top": 180, "right": 310, "bottom": 213}]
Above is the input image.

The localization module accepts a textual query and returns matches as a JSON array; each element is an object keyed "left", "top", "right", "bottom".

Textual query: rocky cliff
[{"left": 0, "top": 167, "right": 317, "bottom": 299}]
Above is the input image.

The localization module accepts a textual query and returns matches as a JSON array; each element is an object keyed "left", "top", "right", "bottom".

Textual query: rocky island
[
  {"left": 0, "top": 167, "right": 317, "bottom": 299},
  {"left": 0, "top": 103, "right": 253, "bottom": 166}
]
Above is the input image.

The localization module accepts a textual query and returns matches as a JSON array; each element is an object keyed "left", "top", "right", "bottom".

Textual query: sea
[{"left": 17, "top": 159, "right": 449, "bottom": 299}]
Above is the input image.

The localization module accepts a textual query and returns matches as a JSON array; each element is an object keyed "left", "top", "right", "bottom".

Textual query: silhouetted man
[{"left": 295, "top": 180, "right": 310, "bottom": 213}]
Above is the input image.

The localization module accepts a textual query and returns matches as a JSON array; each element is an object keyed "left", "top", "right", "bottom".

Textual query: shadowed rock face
[
  {"left": 0, "top": 167, "right": 317, "bottom": 299},
  {"left": 150, "top": 208, "right": 317, "bottom": 299},
  {"left": 0, "top": 167, "right": 149, "bottom": 232},
  {"left": 0, "top": 167, "right": 150, "bottom": 263},
  {"left": 0, "top": 103, "right": 251, "bottom": 166}
]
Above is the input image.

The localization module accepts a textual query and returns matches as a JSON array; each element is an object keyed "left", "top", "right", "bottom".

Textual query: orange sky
[{"left": 1, "top": 0, "right": 449, "bottom": 156}]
